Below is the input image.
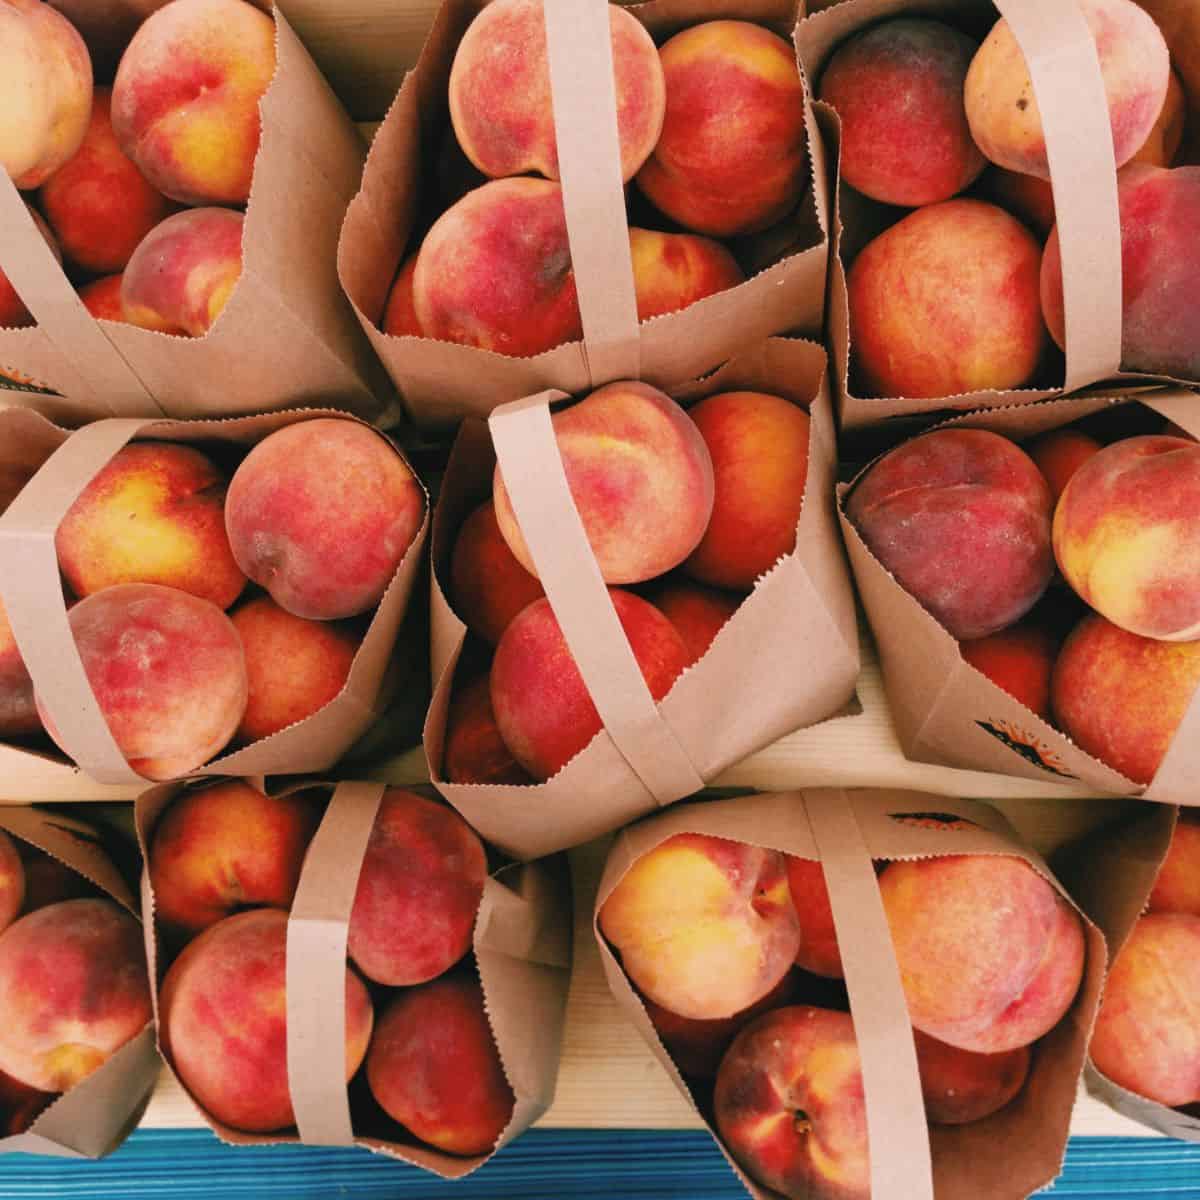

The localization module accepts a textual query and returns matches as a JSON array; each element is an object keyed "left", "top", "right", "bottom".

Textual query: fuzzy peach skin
[
  {"left": 629, "top": 228, "right": 745, "bottom": 321},
  {"left": 448, "top": 0, "right": 664, "bottom": 183},
  {"left": 493, "top": 382, "right": 714, "bottom": 586},
  {"left": 880, "top": 855, "right": 1086, "bottom": 1054},
  {"left": 845, "top": 428, "right": 1055, "bottom": 641},
  {"left": 0, "top": 1066, "right": 53, "bottom": 1137},
  {"left": 914, "top": 1029, "right": 1031, "bottom": 1126},
  {"left": 819, "top": 18, "right": 984, "bottom": 207},
  {"left": 367, "top": 972, "right": 514, "bottom": 1156},
  {"left": 111, "top": 0, "right": 276, "bottom": 206},
  {"left": 413, "top": 178, "right": 581, "bottom": 357},
  {"left": 0, "top": 832, "right": 23, "bottom": 935},
  {"left": 381, "top": 254, "right": 421, "bottom": 337},
  {"left": 56, "top": 441, "right": 246, "bottom": 610},
  {"left": 443, "top": 672, "right": 533, "bottom": 786},
  {"left": 490, "top": 589, "right": 690, "bottom": 781},
  {"left": 959, "top": 618, "right": 1059, "bottom": 722},
  {"left": 1053, "top": 435, "right": 1200, "bottom": 640},
  {"left": 1026, "top": 428, "right": 1104, "bottom": 502},
  {"left": 230, "top": 596, "right": 360, "bottom": 742},
  {"left": 0, "top": 899, "right": 150, "bottom": 1093},
  {"left": 47, "top": 1, "right": 169, "bottom": 81},
  {"left": 148, "top": 780, "right": 322, "bottom": 938},
  {"left": 39, "top": 88, "right": 174, "bottom": 274},
  {"left": 347, "top": 790, "right": 487, "bottom": 988},
  {"left": 1089, "top": 912, "right": 1200, "bottom": 1107},
  {"left": 636, "top": 21, "right": 806, "bottom": 237},
  {"left": 683, "top": 390, "right": 809, "bottom": 590},
  {"left": 0, "top": 0, "right": 92, "bottom": 188},
  {"left": 121, "top": 207, "right": 243, "bottom": 337},
  {"left": 848, "top": 199, "right": 1047, "bottom": 399},
  {"left": 786, "top": 856, "right": 842, "bottom": 980},
  {"left": 0, "top": 597, "right": 40, "bottom": 737},
  {"left": 647, "top": 579, "right": 741, "bottom": 666},
  {"left": 37, "top": 582, "right": 248, "bottom": 779},
  {"left": 1042, "top": 165, "right": 1200, "bottom": 380},
  {"left": 0, "top": 206, "right": 59, "bottom": 329},
  {"left": 964, "top": 0, "right": 1169, "bottom": 179},
  {"left": 1148, "top": 811, "right": 1200, "bottom": 915},
  {"left": 225, "top": 418, "right": 424, "bottom": 621},
  {"left": 1051, "top": 613, "right": 1200, "bottom": 785},
  {"left": 450, "top": 500, "right": 544, "bottom": 646},
  {"left": 160, "top": 908, "right": 373, "bottom": 1133},
  {"left": 78, "top": 274, "right": 128, "bottom": 321},
  {"left": 714, "top": 1006, "right": 868, "bottom": 1200},
  {"left": 599, "top": 833, "right": 801, "bottom": 1021}
]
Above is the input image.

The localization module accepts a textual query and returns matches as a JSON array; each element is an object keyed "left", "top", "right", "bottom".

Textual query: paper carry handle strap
[
  {"left": 0, "top": 176, "right": 158, "bottom": 415},
  {"left": 286, "top": 780, "right": 385, "bottom": 1147},
  {"left": 489, "top": 394, "right": 704, "bottom": 803},
  {"left": 992, "top": 0, "right": 1122, "bottom": 391},
  {"left": 0, "top": 418, "right": 155, "bottom": 785},
  {"left": 544, "top": 0, "right": 641, "bottom": 386},
  {"left": 806, "top": 793, "right": 935, "bottom": 1200}
]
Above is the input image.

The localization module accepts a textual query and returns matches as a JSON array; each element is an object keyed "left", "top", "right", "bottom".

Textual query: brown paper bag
[
  {"left": 135, "top": 779, "right": 572, "bottom": 1177},
  {"left": 596, "top": 788, "right": 1106, "bottom": 1199},
  {"left": 0, "top": 805, "right": 159, "bottom": 1158},
  {"left": 0, "top": 407, "right": 428, "bottom": 796},
  {"left": 838, "top": 388, "right": 1200, "bottom": 802},
  {"left": 0, "top": 3, "right": 388, "bottom": 426},
  {"left": 337, "top": 0, "right": 834, "bottom": 429},
  {"left": 424, "top": 338, "right": 860, "bottom": 861},
  {"left": 796, "top": 0, "right": 1197, "bottom": 431}
]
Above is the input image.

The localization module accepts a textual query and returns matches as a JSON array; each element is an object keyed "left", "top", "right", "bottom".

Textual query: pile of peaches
[
  {"left": 1, "top": 0, "right": 278, "bottom": 336},
  {"left": 0, "top": 417, "right": 423, "bottom": 777},
  {"left": 381, "top": 0, "right": 807, "bottom": 352},
  {"left": 820, "top": 0, "right": 1200, "bottom": 398}
]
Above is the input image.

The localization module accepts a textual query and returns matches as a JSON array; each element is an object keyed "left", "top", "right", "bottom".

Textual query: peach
[
  {"left": 1136, "top": 0, "right": 1200, "bottom": 117},
  {"left": 225, "top": 418, "right": 424, "bottom": 621},
  {"left": 448, "top": 0, "right": 664, "bottom": 183},
  {"left": 78, "top": 274, "right": 128, "bottom": 322},
  {"left": 366, "top": 972, "right": 514, "bottom": 1156},
  {"left": 1051, "top": 613, "right": 1200, "bottom": 785},
  {"left": 1042, "top": 165, "right": 1200, "bottom": 380},
  {"left": 599, "top": 833, "right": 801, "bottom": 1021},
  {"left": 845, "top": 429, "right": 1055, "bottom": 640},
  {"left": 47, "top": 1, "right": 170, "bottom": 82},
  {"left": 18, "top": 847, "right": 96, "bottom": 913},
  {"left": 38, "top": 582, "right": 248, "bottom": 779},
  {"left": 985, "top": 167, "right": 1056, "bottom": 237},
  {"left": 0, "top": 899, "right": 150, "bottom": 1092},
  {"left": 230, "top": 596, "right": 360, "bottom": 742},
  {"left": 493, "top": 381, "right": 714, "bottom": 586},
  {"left": 148, "top": 780, "right": 322, "bottom": 938},
  {"left": 629, "top": 227, "right": 745, "bottom": 321},
  {"left": 0, "top": 832, "right": 22, "bottom": 935},
  {"left": 347, "top": 790, "right": 486, "bottom": 988},
  {"left": 1026, "top": 428, "right": 1103, "bottom": 502},
  {"left": 0, "top": 206, "right": 59, "bottom": 330},
  {"left": 1089, "top": 912, "right": 1200, "bottom": 1107},
  {"left": 121, "top": 207, "right": 243, "bottom": 337},
  {"left": 450, "top": 500, "right": 544, "bottom": 646},
  {"left": 56, "top": 441, "right": 247, "bottom": 610},
  {"left": 0, "top": 597, "right": 40, "bottom": 738},
  {"left": 490, "top": 589, "right": 690, "bottom": 781},
  {"left": 636, "top": 21, "right": 806, "bottom": 237},
  {"left": 647, "top": 580, "right": 741, "bottom": 666},
  {"left": 111, "top": 0, "right": 276, "bottom": 206},
  {"left": 1130, "top": 66, "right": 1187, "bottom": 167},
  {"left": 848, "top": 199, "right": 1047, "bottom": 398},
  {"left": 914, "top": 1029, "right": 1031, "bottom": 1125},
  {"left": 0, "top": 0, "right": 91, "bottom": 188},
  {"left": 1053, "top": 435, "right": 1200, "bottom": 640},
  {"left": 819, "top": 18, "right": 985, "bottom": 207},
  {"left": 965, "top": 0, "right": 1169, "bottom": 179},
  {"left": 1148, "top": 811, "right": 1200, "bottom": 915},
  {"left": 714, "top": 1006, "right": 868, "bottom": 1200},
  {"left": 160, "top": 908, "right": 373, "bottom": 1133},
  {"left": 412, "top": 178, "right": 582, "bottom": 357},
  {"left": 381, "top": 254, "right": 422, "bottom": 337},
  {"left": 0, "top": 1066, "right": 53, "bottom": 1136},
  {"left": 39, "top": 88, "right": 174, "bottom": 274},
  {"left": 786, "top": 856, "right": 842, "bottom": 980},
  {"left": 683, "top": 390, "right": 809, "bottom": 590},
  {"left": 880, "top": 855, "right": 1086, "bottom": 1054},
  {"left": 959, "top": 618, "right": 1059, "bottom": 722},
  {"left": 443, "top": 673, "right": 533, "bottom": 786}
]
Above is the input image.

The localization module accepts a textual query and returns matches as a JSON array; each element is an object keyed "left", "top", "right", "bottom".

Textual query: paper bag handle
[
  {"left": 489, "top": 393, "right": 704, "bottom": 802},
  {"left": 285, "top": 780, "right": 385, "bottom": 1147},
  {"left": 992, "top": 0, "right": 1123, "bottom": 391},
  {"left": 805, "top": 793, "right": 934, "bottom": 1200},
  {"left": 0, "top": 176, "right": 158, "bottom": 415},
  {"left": 544, "top": 0, "right": 641, "bottom": 386}
]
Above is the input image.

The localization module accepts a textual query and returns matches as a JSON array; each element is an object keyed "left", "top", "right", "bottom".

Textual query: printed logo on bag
[
  {"left": 0, "top": 365, "right": 59, "bottom": 397},
  {"left": 887, "top": 812, "right": 981, "bottom": 832},
  {"left": 976, "top": 718, "right": 1077, "bottom": 778}
]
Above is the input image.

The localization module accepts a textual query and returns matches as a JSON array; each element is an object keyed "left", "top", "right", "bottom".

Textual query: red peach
[
  {"left": 443, "top": 673, "right": 533, "bottom": 786},
  {"left": 629, "top": 228, "right": 745, "bottom": 321},
  {"left": 0, "top": 832, "right": 23, "bottom": 935},
  {"left": 647, "top": 580, "right": 742, "bottom": 666},
  {"left": 1148, "top": 811, "right": 1200, "bottom": 915},
  {"left": 381, "top": 254, "right": 422, "bottom": 337},
  {"left": 1026, "top": 428, "right": 1104, "bottom": 502},
  {"left": 786, "top": 856, "right": 842, "bottom": 980},
  {"left": 914, "top": 1029, "right": 1031, "bottom": 1125},
  {"left": 959, "top": 618, "right": 1059, "bottom": 722},
  {"left": 78, "top": 274, "right": 128, "bottom": 322},
  {"left": 0, "top": 597, "right": 40, "bottom": 738}
]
